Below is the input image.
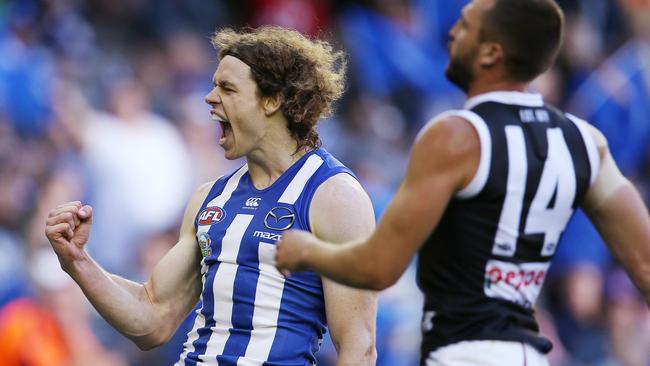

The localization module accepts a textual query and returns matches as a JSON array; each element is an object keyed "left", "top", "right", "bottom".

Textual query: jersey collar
[{"left": 464, "top": 91, "right": 544, "bottom": 110}]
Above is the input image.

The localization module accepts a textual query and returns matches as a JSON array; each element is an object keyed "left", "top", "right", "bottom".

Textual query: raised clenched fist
[{"left": 44, "top": 201, "right": 94, "bottom": 272}]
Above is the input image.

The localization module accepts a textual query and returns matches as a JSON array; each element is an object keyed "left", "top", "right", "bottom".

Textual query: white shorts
[{"left": 425, "top": 340, "right": 549, "bottom": 366}]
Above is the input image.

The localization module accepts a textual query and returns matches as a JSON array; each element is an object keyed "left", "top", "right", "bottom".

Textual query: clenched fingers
[
  {"left": 48, "top": 201, "right": 82, "bottom": 217},
  {"left": 45, "top": 222, "right": 74, "bottom": 242},
  {"left": 46, "top": 202, "right": 83, "bottom": 240},
  {"left": 47, "top": 210, "right": 81, "bottom": 232}
]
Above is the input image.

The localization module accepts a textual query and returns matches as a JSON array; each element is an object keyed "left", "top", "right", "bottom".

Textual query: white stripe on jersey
[
  {"left": 237, "top": 243, "right": 286, "bottom": 366},
  {"left": 238, "top": 155, "right": 324, "bottom": 364},
  {"left": 175, "top": 273, "right": 209, "bottom": 366},
  {"left": 177, "top": 168, "right": 248, "bottom": 366},
  {"left": 492, "top": 126, "right": 528, "bottom": 257},
  {"left": 206, "top": 165, "right": 249, "bottom": 208},
  {"left": 202, "top": 214, "right": 255, "bottom": 363},
  {"left": 455, "top": 110, "right": 493, "bottom": 199},
  {"left": 464, "top": 91, "right": 544, "bottom": 110},
  {"left": 278, "top": 154, "right": 324, "bottom": 204},
  {"left": 565, "top": 113, "right": 600, "bottom": 185},
  {"left": 182, "top": 154, "right": 325, "bottom": 365}
]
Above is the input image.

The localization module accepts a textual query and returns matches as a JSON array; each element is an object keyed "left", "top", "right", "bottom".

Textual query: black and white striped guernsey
[{"left": 417, "top": 91, "right": 600, "bottom": 364}]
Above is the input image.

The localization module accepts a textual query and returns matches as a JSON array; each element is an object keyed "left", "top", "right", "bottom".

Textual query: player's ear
[
  {"left": 477, "top": 41, "right": 503, "bottom": 68},
  {"left": 262, "top": 94, "right": 282, "bottom": 116}
]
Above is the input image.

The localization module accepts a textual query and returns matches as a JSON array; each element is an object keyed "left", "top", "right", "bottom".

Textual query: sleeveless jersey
[
  {"left": 417, "top": 91, "right": 600, "bottom": 362},
  {"left": 176, "top": 148, "right": 354, "bottom": 366}
]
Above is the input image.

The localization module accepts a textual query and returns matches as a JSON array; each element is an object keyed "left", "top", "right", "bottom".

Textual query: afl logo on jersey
[{"left": 197, "top": 207, "right": 226, "bottom": 225}]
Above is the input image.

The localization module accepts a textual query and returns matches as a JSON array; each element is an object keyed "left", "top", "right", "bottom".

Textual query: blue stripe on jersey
[
  {"left": 185, "top": 210, "right": 234, "bottom": 364},
  {"left": 185, "top": 261, "right": 220, "bottom": 365},
  {"left": 180, "top": 148, "right": 354, "bottom": 365},
  {"left": 267, "top": 272, "right": 326, "bottom": 365},
  {"left": 221, "top": 256, "right": 258, "bottom": 356}
]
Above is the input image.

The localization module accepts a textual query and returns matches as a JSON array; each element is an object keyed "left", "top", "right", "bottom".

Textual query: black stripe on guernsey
[{"left": 416, "top": 96, "right": 594, "bottom": 365}]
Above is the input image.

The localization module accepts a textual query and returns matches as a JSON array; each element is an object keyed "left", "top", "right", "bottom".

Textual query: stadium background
[{"left": 0, "top": 0, "right": 649, "bottom": 365}]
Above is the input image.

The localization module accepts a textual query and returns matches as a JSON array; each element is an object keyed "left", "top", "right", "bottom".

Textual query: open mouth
[{"left": 211, "top": 112, "right": 231, "bottom": 146}]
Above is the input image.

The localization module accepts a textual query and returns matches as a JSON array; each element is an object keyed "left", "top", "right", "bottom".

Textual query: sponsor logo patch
[
  {"left": 264, "top": 206, "right": 295, "bottom": 231},
  {"left": 483, "top": 259, "right": 550, "bottom": 308},
  {"left": 253, "top": 231, "right": 282, "bottom": 242},
  {"left": 197, "top": 206, "right": 226, "bottom": 225}
]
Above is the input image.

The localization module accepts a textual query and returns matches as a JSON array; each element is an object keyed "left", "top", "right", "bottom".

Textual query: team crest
[
  {"left": 197, "top": 232, "right": 212, "bottom": 257},
  {"left": 197, "top": 206, "right": 226, "bottom": 225}
]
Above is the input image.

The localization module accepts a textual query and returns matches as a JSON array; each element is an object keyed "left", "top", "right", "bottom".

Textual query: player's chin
[
  {"left": 223, "top": 151, "right": 238, "bottom": 160},
  {"left": 222, "top": 146, "right": 242, "bottom": 160}
]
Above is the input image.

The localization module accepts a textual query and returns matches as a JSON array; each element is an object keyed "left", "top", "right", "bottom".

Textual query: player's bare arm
[
  {"left": 309, "top": 173, "right": 378, "bottom": 365},
  {"left": 276, "top": 115, "right": 479, "bottom": 290},
  {"left": 44, "top": 182, "right": 212, "bottom": 349},
  {"left": 580, "top": 125, "right": 650, "bottom": 304}
]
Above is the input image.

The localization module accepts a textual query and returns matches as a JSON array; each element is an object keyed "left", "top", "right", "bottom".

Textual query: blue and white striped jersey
[{"left": 176, "top": 148, "right": 354, "bottom": 366}]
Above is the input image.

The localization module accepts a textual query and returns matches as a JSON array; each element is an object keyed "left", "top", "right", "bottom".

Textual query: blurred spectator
[
  {"left": 555, "top": 0, "right": 650, "bottom": 297},
  {"left": 0, "top": 298, "right": 70, "bottom": 366},
  {"left": 80, "top": 79, "right": 193, "bottom": 277},
  {"left": 247, "top": 0, "right": 333, "bottom": 36},
  {"left": 552, "top": 0, "right": 650, "bottom": 364},
  {"left": 0, "top": 0, "right": 55, "bottom": 139},
  {"left": 338, "top": 0, "right": 464, "bottom": 132},
  {"left": 547, "top": 264, "right": 612, "bottom": 365},
  {"left": 605, "top": 268, "right": 650, "bottom": 366},
  {"left": 0, "top": 159, "right": 127, "bottom": 366}
]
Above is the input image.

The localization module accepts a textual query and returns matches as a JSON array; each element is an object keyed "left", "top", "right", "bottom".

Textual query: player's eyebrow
[{"left": 212, "top": 78, "right": 236, "bottom": 89}]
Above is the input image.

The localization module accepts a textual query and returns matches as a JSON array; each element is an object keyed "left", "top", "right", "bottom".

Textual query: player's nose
[{"left": 205, "top": 87, "right": 221, "bottom": 106}]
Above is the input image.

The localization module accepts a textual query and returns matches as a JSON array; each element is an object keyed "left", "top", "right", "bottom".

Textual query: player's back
[{"left": 417, "top": 91, "right": 600, "bottom": 358}]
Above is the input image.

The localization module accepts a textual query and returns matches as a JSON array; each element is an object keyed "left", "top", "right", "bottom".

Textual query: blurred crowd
[{"left": 0, "top": 0, "right": 649, "bottom": 365}]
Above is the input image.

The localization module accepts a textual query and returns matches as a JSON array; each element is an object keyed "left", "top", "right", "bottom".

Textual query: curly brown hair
[{"left": 211, "top": 26, "right": 346, "bottom": 151}]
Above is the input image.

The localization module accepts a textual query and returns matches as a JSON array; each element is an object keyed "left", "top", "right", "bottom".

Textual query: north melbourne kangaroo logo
[{"left": 245, "top": 197, "right": 262, "bottom": 208}]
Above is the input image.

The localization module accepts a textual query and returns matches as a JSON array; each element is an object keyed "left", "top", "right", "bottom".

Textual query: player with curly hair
[{"left": 45, "top": 26, "right": 377, "bottom": 366}]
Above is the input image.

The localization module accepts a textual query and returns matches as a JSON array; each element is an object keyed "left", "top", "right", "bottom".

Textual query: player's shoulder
[
  {"left": 179, "top": 179, "right": 220, "bottom": 233},
  {"left": 196, "top": 180, "right": 217, "bottom": 197},
  {"left": 188, "top": 178, "right": 221, "bottom": 211},
  {"left": 565, "top": 112, "right": 609, "bottom": 159},
  {"left": 309, "top": 172, "right": 375, "bottom": 237},
  {"left": 315, "top": 172, "right": 365, "bottom": 198},
  {"left": 415, "top": 110, "right": 481, "bottom": 159},
  {"left": 311, "top": 173, "right": 371, "bottom": 218}
]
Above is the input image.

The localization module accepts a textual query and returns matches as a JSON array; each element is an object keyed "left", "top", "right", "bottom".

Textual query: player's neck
[
  {"left": 466, "top": 80, "right": 529, "bottom": 99},
  {"left": 245, "top": 131, "right": 307, "bottom": 190}
]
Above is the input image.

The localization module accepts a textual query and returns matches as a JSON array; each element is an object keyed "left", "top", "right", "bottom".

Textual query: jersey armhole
[
  {"left": 303, "top": 168, "right": 356, "bottom": 234},
  {"left": 193, "top": 166, "right": 248, "bottom": 230},
  {"left": 453, "top": 110, "right": 492, "bottom": 199},
  {"left": 565, "top": 113, "right": 600, "bottom": 185}
]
